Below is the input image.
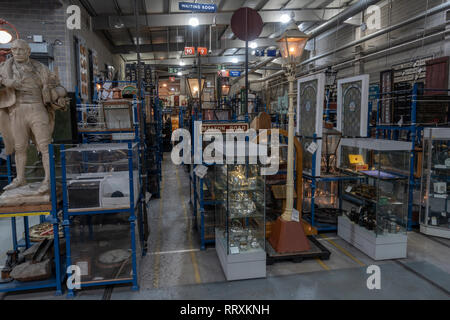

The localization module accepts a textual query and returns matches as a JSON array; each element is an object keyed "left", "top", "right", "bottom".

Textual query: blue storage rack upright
[
  {"left": 374, "top": 83, "right": 450, "bottom": 230},
  {"left": 60, "top": 142, "right": 140, "bottom": 297},
  {"left": 0, "top": 144, "right": 64, "bottom": 295}
]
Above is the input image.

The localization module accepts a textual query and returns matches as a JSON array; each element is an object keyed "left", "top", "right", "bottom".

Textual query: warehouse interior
[{"left": 0, "top": 0, "right": 449, "bottom": 301}]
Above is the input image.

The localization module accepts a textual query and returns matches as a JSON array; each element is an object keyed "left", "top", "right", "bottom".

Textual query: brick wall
[{"left": 0, "top": 0, "right": 122, "bottom": 92}]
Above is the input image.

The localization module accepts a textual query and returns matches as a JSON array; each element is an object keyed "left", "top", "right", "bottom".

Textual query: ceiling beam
[
  {"left": 92, "top": 9, "right": 342, "bottom": 30},
  {"left": 125, "top": 54, "right": 260, "bottom": 65},
  {"left": 112, "top": 38, "right": 277, "bottom": 54}
]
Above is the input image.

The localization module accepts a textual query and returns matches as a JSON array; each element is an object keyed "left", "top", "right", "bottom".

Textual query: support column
[
  {"left": 281, "top": 63, "right": 296, "bottom": 221},
  {"left": 445, "top": 10, "right": 450, "bottom": 88}
]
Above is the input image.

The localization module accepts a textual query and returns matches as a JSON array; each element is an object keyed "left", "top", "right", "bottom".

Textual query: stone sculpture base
[{"left": 0, "top": 183, "right": 51, "bottom": 207}]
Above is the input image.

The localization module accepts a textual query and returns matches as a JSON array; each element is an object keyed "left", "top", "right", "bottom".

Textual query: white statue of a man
[{"left": 0, "top": 39, "right": 67, "bottom": 194}]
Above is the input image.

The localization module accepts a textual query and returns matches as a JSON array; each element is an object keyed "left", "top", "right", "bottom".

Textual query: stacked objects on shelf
[
  {"left": 392, "top": 82, "right": 450, "bottom": 125},
  {"left": 299, "top": 74, "right": 370, "bottom": 232},
  {"left": 145, "top": 94, "right": 162, "bottom": 198},
  {"left": 0, "top": 145, "right": 64, "bottom": 295}
]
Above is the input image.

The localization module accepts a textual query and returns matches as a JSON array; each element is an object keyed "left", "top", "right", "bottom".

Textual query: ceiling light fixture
[
  {"left": 231, "top": 58, "right": 238, "bottom": 64},
  {"left": 177, "top": 71, "right": 182, "bottom": 76},
  {"left": 189, "top": 17, "right": 199, "bottom": 27},
  {"left": 280, "top": 13, "right": 291, "bottom": 24},
  {"left": 249, "top": 42, "right": 257, "bottom": 49}
]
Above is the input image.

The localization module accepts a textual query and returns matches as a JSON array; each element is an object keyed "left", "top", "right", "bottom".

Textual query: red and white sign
[
  {"left": 184, "top": 47, "right": 196, "bottom": 56},
  {"left": 169, "top": 77, "right": 175, "bottom": 82},
  {"left": 201, "top": 123, "right": 249, "bottom": 133},
  {"left": 197, "top": 47, "right": 208, "bottom": 56},
  {"left": 218, "top": 70, "right": 230, "bottom": 77}
]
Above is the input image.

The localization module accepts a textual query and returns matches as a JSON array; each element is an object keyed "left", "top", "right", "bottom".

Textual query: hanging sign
[
  {"left": 168, "top": 67, "right": 179, "bottom": 74},
  {"left": 201, "top": 123, "right": 249, "bottom": 133},
  {"left": 266, "top": 49, "right": 277, "bottom": 57},
  {"left": 179, "top": 2, "right": 217, "bottom": 13},
  {"left": 197, "top": 47, "right": 208, "bottom": 56},
  {"left": 255, "top": 49, "right": 265, "bottom": 56},
  {"left": 229, "top": 70, "right": 241, "bottom": 77},
  {"left": 169, "top": 77, "right": 175, "bottom": 82},
  {"left": 184, "top": 47, "right": 196, "bottom": 56}
]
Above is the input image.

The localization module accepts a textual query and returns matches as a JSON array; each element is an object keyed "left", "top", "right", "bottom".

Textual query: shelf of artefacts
[
  {"left": 419, "top": 127, "right": 450, "bottom": 239},
  {"left": 0, "top": 145, "right": 64, "bottom": 295},
  {"left": 59, "top": 142, "right": 144, "bottom": 297},
  {"left": 298, "top": 73, "right": 371, "bottom": 233},
  {"left": 336, "top": 138, "right": 411, "bottom": 260},
  {"left": 373, "top": 84, "right": 450, "bottom": 229}
]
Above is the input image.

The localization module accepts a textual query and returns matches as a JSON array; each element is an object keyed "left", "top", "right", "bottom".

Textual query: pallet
[{"left": 266, "top": 236, "right": 331, "bottom": 265}]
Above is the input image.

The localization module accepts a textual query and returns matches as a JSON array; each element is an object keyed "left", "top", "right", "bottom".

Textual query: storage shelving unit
[
  {"left": 0, "top": 144, "right": 64, "bottom": 295},
  {"left": 419, "top": 127, "right": 450, "bottom": 238},
  {"left": 374, "top": 84, "right": 450, "bottom": 230},
  {"left": 60, "top": 142, "right": 142, "bottom": 297}
]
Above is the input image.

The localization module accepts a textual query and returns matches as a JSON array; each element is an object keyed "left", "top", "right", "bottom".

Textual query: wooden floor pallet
[{"left": 266, "top": 236, "right": 331, "bottom": 265}]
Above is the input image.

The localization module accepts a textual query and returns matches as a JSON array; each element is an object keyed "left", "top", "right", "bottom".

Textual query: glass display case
[
  {"left": 420, "top": 128, "right": 450, "bottom": 239},
  {"left": 214, "top": 163, "right": 266, "bottom": 281},
  {"left": 337, "top": 138, "right": 411, "bottom": 260},
  {"left": 69, "top": 213, "right": 138, "bottom": 285},
  {"left": 101, "top": 100, "right": 134, "bottom": 130},
  {"left": 63, "top": 143, "right": 140, "bottom": 211}
]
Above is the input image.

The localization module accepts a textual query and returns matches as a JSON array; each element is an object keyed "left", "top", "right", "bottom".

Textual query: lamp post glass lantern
[
  {"left": 277, "top": 29, "right": 309, "bottom": 64},
  {"left": 187, "top": 78, "right": 205, "bottom": 99},
  {"left": 325, "top": 67, "right": 337, "bottom": 86},
  {"left": 277, "top": 27, "right": 309, "bottom": 222},
  {"left": 221, "top": 84, "right": 231, "bottom": 97}
]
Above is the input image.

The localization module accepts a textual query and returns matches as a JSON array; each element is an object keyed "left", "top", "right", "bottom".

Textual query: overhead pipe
[
  {"left": 245, "top": 0, "right": 383, "bottom": 84},
  {"left": 250, "top": 1, "right": 450, "bottom": 84},
  {"left": 263, "top": 27, "right": 446, "bottom": 88},
  {"left": 301, "top": 1, "right": 450, "bottom": 66},
  {"left": 307, "top": 0, "right": 383, "bottom": 39}
]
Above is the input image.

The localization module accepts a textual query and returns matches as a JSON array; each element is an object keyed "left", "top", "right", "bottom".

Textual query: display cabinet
[
  {"left": 102, "top": 100, "right": 134, "bottom": 130},
  {"left": 214, "top": 164, "right": 266, "bottom": 281},
  {"left": 64, "top": 143, "right": 140, "bottom": 211},
  {"left": 337, "top": 138, "right": 410, "bottom": 260},
  {"left": 420, "top": 128, "right": 450, "bottom": 238},
  {"left": 61, "top": 142, "right": 142, "bottom": 296}
]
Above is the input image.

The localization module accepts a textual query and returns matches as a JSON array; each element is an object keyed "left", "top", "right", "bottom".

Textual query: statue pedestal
[
  {"left": 0, "top": 183, "right": 51, "bottom": 207},
  {"left": 268, "top": 217, "right": 310, "bottom": 253}
]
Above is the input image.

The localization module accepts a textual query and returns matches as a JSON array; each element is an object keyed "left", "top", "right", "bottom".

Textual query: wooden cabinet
[{"left": 425, "top": 56, "right": 449, "bottom": 95}]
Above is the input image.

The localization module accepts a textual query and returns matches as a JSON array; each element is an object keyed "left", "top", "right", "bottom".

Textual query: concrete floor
[{"left": 1, "top": 154, "right": 449, "bottom": 300}]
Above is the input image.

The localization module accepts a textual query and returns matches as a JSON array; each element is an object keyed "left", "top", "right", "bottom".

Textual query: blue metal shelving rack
[
  {"left": 67, "top": 81, "right": 150, "bottom": 296},
  {"left": 373, "top": 84, "right": 450, "bottom": 230},
  {"left": 60, "top": 142, "right": 140, "bottom": 297},
  {"left": 0, "top": 144, "right": 64, "bottom": 295}
]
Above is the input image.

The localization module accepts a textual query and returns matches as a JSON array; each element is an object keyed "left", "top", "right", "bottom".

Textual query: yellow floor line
[
  {"left": 320, "top": 234, "right": 366, "bottom": 267},
  {"left": 315, "top": 258, "right": 331, "bottom": 271},
  {"left": 153, "top": 174, "right": 165, "bottom": 289},
  {"left": 176, "top": 167, "right": 202, "bottom": 284}
]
